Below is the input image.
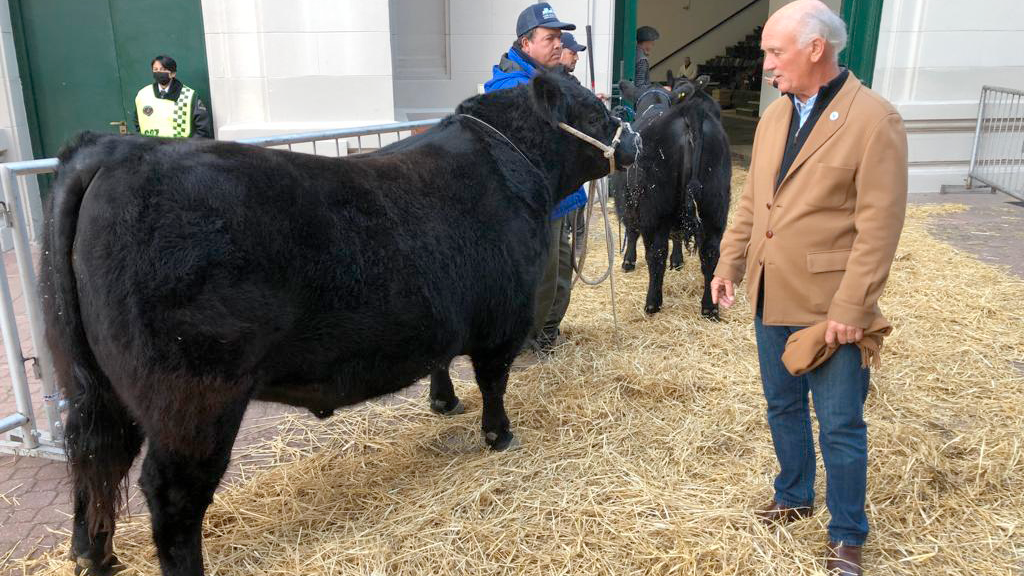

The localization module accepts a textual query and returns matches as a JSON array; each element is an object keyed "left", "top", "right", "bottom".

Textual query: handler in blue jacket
[{"left": 486, "top": 2, "right": 584, "bottom": 354}]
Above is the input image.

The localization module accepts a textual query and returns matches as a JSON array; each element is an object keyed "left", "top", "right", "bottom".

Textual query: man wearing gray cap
[{"left": 558, "top": 31, "right": 585, "bottom": 73}]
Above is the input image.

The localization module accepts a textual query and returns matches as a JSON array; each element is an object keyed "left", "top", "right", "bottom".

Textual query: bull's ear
[
  {"left": 531, "top": 72, "right": 568, "bottom": 127},
  {"left": 666, "top": 69, "right": 676, "bottom": 86},
  {"left": 619, "top": 80, "right": 638, "bottom": 102}
]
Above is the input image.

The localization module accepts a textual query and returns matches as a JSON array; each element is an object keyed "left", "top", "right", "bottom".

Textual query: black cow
[
  {"left": 611, "top": 72, "right": 731, "bottom": 317},
  {"left": 40, "top": 71, "right": 635, "bottom": 576}
]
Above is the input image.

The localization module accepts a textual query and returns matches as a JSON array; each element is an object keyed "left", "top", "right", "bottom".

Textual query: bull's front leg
[
  {"left": 621, "top": 227, "right": 640, "bottom": 272},
  {"left": 470, "top": 345, "right": 520, "bottom": 451},
  {"left": 429, "top": 362, "right": 465, "bottom": 416},
  {"left": 642, "top": 226, "right": 671, "bottom": 314}
]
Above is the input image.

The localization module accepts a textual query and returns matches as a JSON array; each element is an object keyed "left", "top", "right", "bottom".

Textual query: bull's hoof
[
  {"left": 669, "top": 260, "right": 684, "bottom": 270},
  {"left": 74, "top": 556, "right": 125, "bottom": 576},
  {"left": 430, "top": 398, "right": 466, "bottom": 416},
  {"left": 621, "top": 261, "right": 636, "bottom": 272},
  {"left": 645, "top": 303, "right": 662, "bottom": 314},
  {"left": 702, "top": 307, "right": 721, "bottom": 322},
  {"left": 484, "top": 430, "right": 520, "bottom": 451}
]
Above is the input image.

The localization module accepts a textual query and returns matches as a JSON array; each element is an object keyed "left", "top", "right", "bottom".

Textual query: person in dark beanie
[
  {"left": 133, "top": 55, "right": 212, "bottom": 138},
  {"left": 634, "top": 25, "right": 660, "bottom": 90}
]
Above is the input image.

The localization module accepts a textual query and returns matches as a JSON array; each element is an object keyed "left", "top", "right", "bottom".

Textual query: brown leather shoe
[
  {"left": 755, "top": 499, "right": 814, "bottom": 526},
  {"left": 825, "top": 541, "right": 863, "bottom": 575}
]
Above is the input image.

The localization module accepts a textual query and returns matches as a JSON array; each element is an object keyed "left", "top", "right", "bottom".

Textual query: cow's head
[
  {"left": 668, "top": 73, "right": 712, "bottom": 105},
  {"left": 530, "top": 71, "right": 638, "bottom": 179},
  {"left": 619, "top": 79, "right": 674, "bottom": 120}
]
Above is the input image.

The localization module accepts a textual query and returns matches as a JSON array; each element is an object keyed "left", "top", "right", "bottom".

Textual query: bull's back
[{"left": 69, "top": 135, "right": 540, "bottom": 390}]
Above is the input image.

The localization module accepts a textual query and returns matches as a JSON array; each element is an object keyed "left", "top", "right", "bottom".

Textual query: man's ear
[
  {"left": 619, "top": 79, "right": 638, "bottom": 102},
  {"left": 531, "top": 72, "right": 568, "bottom": 127}
]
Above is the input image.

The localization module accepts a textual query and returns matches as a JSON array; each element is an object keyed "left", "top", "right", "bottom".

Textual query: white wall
[
  {"left": 640, "top": 0, "right": 770, "bottom": 81},
  {"left": 391, "top": 0, "right": 616, "bottom": 119},
  {"left": 0, "top": 0, "right": 42, "bottom": 249},
  {"left": 201, "top": 0, "right": 397, "bottom": 140},
  {"left": 872, "top": 0, "right": 1024, "bottom": 192}
]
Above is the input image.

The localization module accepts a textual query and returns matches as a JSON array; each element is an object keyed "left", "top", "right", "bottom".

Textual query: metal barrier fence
[
  {"left": 946, "top": 86, "right": 1024, "bottom": 200},
  {"left": 0, "top": 118, "right": 439, "bottom": 459}
]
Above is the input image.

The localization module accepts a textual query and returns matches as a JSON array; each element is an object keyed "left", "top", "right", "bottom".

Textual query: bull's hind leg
[
  {"left": 429, "top": 361, "right": 466, "bottom": 416},
  {"left": 669, "top": 233, "right": 685, "bottom": 270},
  {"left": 621, "top": 227, "right": 640, "bottom": 272},
  {"left": 698, "top": 235, "right": 723, "bottom": 321},
  {"left": 470, "top": 345, "right": 520, "bottom": 451},
  {"left": 66, "top": 390, "right": 144, "bottom": 576},
  {"left": 138, "top": 383, "right": 249, "bottom": 576},
  {"left": 642, "top": 226, "right": 671, "bottom": 314}
]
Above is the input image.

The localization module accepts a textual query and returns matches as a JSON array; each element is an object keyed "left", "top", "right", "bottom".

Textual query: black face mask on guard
[{"left": 153, "top": 71, "right": 171, "bottom": 85}]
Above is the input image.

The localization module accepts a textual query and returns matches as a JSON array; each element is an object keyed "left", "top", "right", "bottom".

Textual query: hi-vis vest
[{"left": 135, "top": 84, "right": 195, "bottom": 137}]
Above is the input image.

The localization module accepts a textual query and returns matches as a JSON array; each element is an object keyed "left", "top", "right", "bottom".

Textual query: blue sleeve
[{"left": 550, "top": 186, "right": 588, "bottom": 220}]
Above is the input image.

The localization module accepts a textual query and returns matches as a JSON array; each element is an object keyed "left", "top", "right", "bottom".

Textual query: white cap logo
[{"left": 543, "top": 7, "right": 556, "bottom": 19}]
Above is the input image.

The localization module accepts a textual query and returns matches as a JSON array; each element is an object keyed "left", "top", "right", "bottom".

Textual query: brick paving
[{"left": 2, "top": 188, "right": 1023, "bottom": 573}]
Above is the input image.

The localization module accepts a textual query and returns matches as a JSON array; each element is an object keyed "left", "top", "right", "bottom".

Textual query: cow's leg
[
  {"left": 139, "top": 389, "right": 248, "bottom": 576},
  {"left": 470, "top": 345, "right": 519, "bottom": 451},
  {"left": 66, "top": 390, "right": 144, "bottom": 576},
  {"left": 429, "top": 361, "right": 465, "bottom": 416},
  {"left": 699, "top": 234, "right": 723, "bottom": 320},
  {"left": 642, "top": 226, "right": 671, "bottom": 314},
  {"left": 621, "top": 227, "right": 640, "bottom": 272},
  {"left": 669, "top": 233, "right": 685, "bottom": 270}
]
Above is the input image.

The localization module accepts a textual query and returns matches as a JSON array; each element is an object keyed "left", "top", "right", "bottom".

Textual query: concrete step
[{"left": 735, "top": 107, "right": 759, "bottom": 117}]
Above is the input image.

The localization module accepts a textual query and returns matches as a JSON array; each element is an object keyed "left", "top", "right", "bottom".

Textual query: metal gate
[
  {"left": 943, "top": 85, "right": 1024, "bottom": 200},
  {"left": 0, "top": 119, "right": 438, "bottom": 459}
]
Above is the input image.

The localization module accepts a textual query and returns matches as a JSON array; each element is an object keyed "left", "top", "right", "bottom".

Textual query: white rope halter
[{"left": 557, "top": 120, "right": 627, "bottom": 175}]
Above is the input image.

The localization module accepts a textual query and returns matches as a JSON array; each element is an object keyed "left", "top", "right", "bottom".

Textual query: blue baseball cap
[
  {"left": 516, "top": 3, "right": 576, "bottom": 38},
  {"left": 560, "top": 32, "right": 586, "bottom": 52}
]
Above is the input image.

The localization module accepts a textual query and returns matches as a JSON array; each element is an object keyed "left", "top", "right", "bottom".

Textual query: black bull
[
  {"left": 610, "top": 74, "right": 731, "bottom": 318},
  {"left": 40, "top": 72, "right": 636, "bottom": 576}
]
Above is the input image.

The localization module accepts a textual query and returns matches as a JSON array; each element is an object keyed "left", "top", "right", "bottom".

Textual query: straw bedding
[{"left": 17, "top": 168, "right": 1024, "bottom": 575}]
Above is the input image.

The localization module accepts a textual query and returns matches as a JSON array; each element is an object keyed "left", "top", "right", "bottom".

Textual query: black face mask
[{"left": 153, "top": 71, "right": 171, "bottom": 85}]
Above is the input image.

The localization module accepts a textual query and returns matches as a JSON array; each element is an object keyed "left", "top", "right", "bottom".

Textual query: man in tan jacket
[{"left": 710, "top": 1, "right": 907, "bottom": 574}]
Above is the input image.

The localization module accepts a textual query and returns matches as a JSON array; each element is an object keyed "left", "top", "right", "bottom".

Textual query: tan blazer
[{"left": 714, "top": 72, "right": 908, "bottom": 328}]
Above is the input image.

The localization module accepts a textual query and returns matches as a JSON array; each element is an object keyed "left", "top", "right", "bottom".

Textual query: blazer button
[
  {"left": 766, "top": 230, "right": 774, "bottom": 239},
  {"left": 766, "top": 202, "right": 772, "bottom": 209},
  {"left": 758, "top": 258, "right": 764, "bottom": 266}
]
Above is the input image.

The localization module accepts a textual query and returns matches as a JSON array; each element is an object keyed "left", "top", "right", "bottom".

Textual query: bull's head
[{"left": 530, "top": 71, "right": 638, "bottom": 178}]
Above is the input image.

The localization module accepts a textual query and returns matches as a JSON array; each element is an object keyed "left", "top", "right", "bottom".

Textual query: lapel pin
[{"left": 829, "top": 111, "right": 839, "bottom": 121}]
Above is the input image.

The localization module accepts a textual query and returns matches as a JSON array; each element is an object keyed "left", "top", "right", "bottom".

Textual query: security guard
[{"left": 134, "top": 55, "right": 213, "bottom": 138}]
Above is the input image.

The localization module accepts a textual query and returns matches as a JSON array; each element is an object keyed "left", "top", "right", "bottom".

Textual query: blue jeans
[{"left": 754, "top": 312, "right": 870, "bottom": 545}]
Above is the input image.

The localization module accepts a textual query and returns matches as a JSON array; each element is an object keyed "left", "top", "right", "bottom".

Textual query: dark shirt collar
[
  {"left": 152, "top": 78, "right": 182, "bottom": 100},
  {"left": 785, "top": 67, "right": 849, "bottom": 109}
]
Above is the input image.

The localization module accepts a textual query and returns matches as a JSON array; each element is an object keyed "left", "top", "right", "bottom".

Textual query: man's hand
[
  {"left": 710, "top": 276, "right": 735, "bottom": 309},
  {"left": 825, "top": 320, "right": 863, "bottom": 347}
]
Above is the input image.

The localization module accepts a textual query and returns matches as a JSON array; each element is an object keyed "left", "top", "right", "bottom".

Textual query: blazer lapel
[
  {"left": 776, "top": 74, "right": 862, "bottom": 192},
  {"left": 764, "top": 98, "right": 792, "bottom": 192}
]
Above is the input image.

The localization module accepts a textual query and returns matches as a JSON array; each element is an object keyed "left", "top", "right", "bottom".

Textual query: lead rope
[{"left": 564, "top": 119, "right": 636, "bottom": 342}]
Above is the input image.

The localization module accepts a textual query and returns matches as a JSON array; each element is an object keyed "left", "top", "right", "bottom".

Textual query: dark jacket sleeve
[
  {"left": 191, "top": 95, "right": 213, "bottom": 139},
  {"left": 132, "top": 105, "right": 141, "bottom": 134}
]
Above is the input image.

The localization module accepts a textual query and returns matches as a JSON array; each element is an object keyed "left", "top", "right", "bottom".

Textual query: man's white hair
[{"left": 795, "top": 2, "right": 847, "bottom": 61}]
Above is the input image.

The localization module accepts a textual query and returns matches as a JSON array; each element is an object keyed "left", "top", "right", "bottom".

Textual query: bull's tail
[{"left": 41, "top": 133, "right": 141, "bottom": 550}]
